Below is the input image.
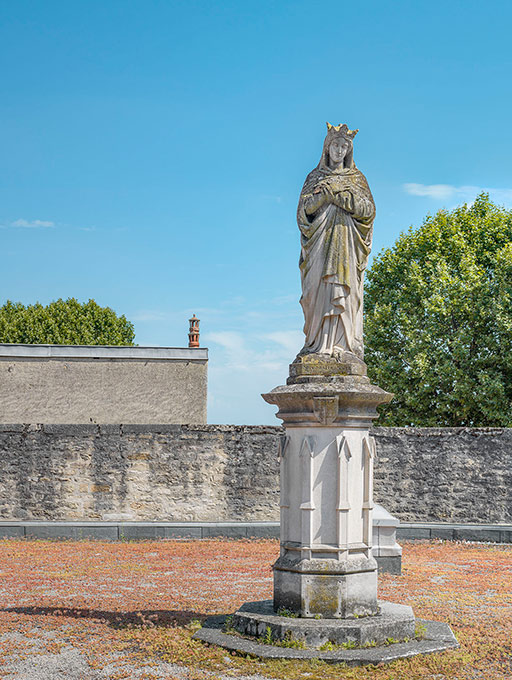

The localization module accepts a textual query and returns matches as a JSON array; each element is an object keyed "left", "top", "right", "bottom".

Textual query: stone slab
[
  {"left": 163, "top": 526, "right": 203, "bottom": 539},
  {"left": 245, "top": 524, "right": 280, "bottom": 538},
  {"left": 397, "top": 527, "right": 432, "bottom": 540},
  {"left": 119, "top": 525, "right": 168, "bottom": 540},
  {"left": 453, "top": 528, "right": 502, "bottom": 543},
  {"left": 194, "top": 615, "right": 458, "bottom": 665},
  {"left": 202, "top": 525, "right": 249, "bottom": 538},
  {"left": 430, "top": 527, "right": 455, "bottom": 540},
  {"left": 397, "top": 522, "right": 512, "bottom": 543},
  {"left": 372, "top": 503, "right": 400, "bottom": 527},
  {"left": 376, "top": 556, "right": 401, "bottom": 575},
  {"left": 0, "top": 521, "right": 508, "bottom": 546},
  {"left": 500, "top": 529, "right": 512, "bottom": 543},
  {"left": 0, "top": 525, "right": 24, "bottom": 538},
  {"left": 23, "top": 524, "right": 118, "bottom": 540}
]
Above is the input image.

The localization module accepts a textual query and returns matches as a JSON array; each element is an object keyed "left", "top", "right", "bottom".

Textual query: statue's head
[{"left": 321, "top": 123, "right": 358, "bottom": 171}]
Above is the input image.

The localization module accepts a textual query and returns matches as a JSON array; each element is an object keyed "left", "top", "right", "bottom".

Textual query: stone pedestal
[
  {"left": 194, "top": 355, "right": 458, "bottom": 664},
  {"left": 261, "top": 357, "right": 392, "bottom": 619}
]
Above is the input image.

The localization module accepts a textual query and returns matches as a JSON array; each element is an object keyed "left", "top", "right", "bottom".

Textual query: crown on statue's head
[{"left": 326, "top": 122, "right": 359, "bottom": 140}]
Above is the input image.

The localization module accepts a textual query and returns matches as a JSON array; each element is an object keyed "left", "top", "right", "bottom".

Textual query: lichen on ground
[{"left": 0, "top": 538, "right": 509, "bottom": 679}]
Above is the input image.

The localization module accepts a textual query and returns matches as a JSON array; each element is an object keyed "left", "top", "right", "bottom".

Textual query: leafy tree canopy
[
  {"left": 364, "top": 193, "right": 512, "bottom": 426},
  {"left": 0, "top": 298, "right": 135, "bottom": 346}
]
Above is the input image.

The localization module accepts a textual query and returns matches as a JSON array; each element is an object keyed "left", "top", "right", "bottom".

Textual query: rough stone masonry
[{"left": 0, "top": 423, "right": 509, "bottom": 523}]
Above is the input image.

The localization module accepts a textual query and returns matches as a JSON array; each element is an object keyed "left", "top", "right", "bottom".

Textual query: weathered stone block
[
  {"left": 274, "top": 561, "right": 378, "bottom": 619},
  {"left": 397, "top": 527, "right": 431, "bottom": 540},
  {"left": 246, "top": 523, "right": 280, "bottom": 538},
  {"left": 119, "top": 524, "right": 167, "bottom": 540},
  {"left": 375, "top": 556, "right": 402, "bottom": 574},
  {"left": 0, "top": 525, "right": 24, "bottom": 538},
  {"left": 202, "top": 524, "right": 247, "bottom": 538},
  {"left": 453, "top": 528, "right": 501, "bottom": 542},
  {"left": 430, "top": 527, "right": 455, "bottom": 540},
  {"left": 90, "top": 484, "right": 112, "bottom": 493}
]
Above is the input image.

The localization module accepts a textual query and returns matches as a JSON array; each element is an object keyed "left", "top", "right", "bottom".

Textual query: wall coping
[
  {"left": 0, "top": 344, "right": 208, "bottom": 361},
  {"left": 0, "top": 423, "right": 282, "bottom": 433},
  {"left": 1, "top": 423, "right": 512, "bottom": 435},
  {"left": 0, "top": 521, "right": 509, "bottom": 544}
]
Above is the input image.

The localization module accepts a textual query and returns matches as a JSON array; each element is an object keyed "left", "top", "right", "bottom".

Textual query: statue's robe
[{"left": 297, "top": 165, "right": 375, "bottom": 358}]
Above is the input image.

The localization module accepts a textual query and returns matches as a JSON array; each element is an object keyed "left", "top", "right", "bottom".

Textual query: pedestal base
[
  {"left": 194, "top": 601, "right": 459, "bottom": 665},
  {"left": 273, "top": 554, "right": 378, "bottom": 618},
  {"left": 234, "top": 599, "right": 413, "bottom": 647}
]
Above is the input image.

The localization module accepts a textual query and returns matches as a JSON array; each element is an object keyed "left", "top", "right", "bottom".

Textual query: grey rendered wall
[
  {"left": 0, "top": 424, "right": 509, "bottom": 523},
  {"left": 0, "top": 347, "right": 207, "bottom": 425}
]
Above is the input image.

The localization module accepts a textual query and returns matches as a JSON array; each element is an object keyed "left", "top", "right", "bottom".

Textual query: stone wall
[
  {"left": 372, "top": 427, "right": 512, "bottom": 523},
  {"left": 0, "top": 345, "right": 208, "bottom": 424},
  {"left": 0, "top": 424, "right": 510, "bottom": 523},
  {"left": 0, "top": 424, "right": 278, "bottom": 522}
]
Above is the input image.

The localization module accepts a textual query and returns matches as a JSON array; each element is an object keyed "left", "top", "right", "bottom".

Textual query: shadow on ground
[{"left": 1, "top": 606, "right": 208, "bottom": 629}]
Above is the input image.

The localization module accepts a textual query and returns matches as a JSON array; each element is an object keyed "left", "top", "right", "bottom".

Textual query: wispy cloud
[
  {"left": 204, "top": 328, "right": 303, "bottom": 424},
  {"left": 10, "top": 218, "right": 55, "bottom": 228},
  {"left": 260, "top": 194, "right": 284, "bottom": 203},
  {"left": 262, "top": 330, "right": 304, "bottom": 355},
  {"left": 205, "top": 328, "right": 302, "bottom": 373},
  {"left": 404, "top": 183, "right": 512, "bottom": 205},
  {"left": 131, "top": 310, "right": 170, "bottom": 322}
]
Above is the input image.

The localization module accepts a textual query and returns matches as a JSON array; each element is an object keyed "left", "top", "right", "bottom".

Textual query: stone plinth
[
  {"left": 232, "top": 599, "right": 414, "bottom": 647},
  {"left": 194, "top": 611, "right": 459, "bottom": 664},
  {"left": 262, "top": 368, "right": 392, "bottom": 619},
  {"left": 373, "top": 504, "right": 402, "bottom": 574}
]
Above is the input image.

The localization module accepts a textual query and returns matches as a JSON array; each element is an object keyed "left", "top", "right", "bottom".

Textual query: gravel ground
[{"left": 0, "top": 629, "right": 274, "bottom": 680}]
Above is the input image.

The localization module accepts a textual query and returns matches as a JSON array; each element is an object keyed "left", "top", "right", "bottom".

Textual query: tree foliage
[
  {"left": 364, "top": 194, "right": 512, "bottom": 426},
  {"left": 0, "top": 298, "right": 135, "bottom": 346}
]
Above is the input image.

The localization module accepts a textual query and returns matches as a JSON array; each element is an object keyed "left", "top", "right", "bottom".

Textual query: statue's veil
[{"left": 318, "top": 131, "right": 354, "bottom": 173}]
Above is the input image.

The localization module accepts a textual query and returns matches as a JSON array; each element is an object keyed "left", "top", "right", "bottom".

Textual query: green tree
[
  {"left": 364, "top": 193, "right": 512, "bottom": 426},
  {"left": 0, "top": 298, "right": 135, "bottom": 345}
]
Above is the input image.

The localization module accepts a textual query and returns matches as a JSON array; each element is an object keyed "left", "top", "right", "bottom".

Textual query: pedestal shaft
[
  {"left": 263, "top": 375, "right": 392, "bottom": 618},
  {"left": 279, "top": 426, "right": 375, "bottom": 559}
]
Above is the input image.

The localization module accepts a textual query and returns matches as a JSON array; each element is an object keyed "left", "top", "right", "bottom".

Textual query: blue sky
[{"left": 1, "top": 0, "right": 512, "bottom": 424}]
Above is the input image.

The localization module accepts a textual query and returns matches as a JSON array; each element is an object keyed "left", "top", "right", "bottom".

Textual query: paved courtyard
[{"left": 0, "top": 538, "right": 509, "bottom": 679}]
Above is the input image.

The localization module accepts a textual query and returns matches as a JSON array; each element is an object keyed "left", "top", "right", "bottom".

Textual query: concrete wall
[
  {"left": 0, "top": 424, "right": 510, "bottom": 524},
  {"left": 0, "top": 344, "right": 208, "bottom": 424}
]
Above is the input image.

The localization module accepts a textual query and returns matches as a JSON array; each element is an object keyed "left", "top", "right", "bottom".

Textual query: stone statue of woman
[{"left": 297, "top": 122, "right": 375, "bottom": 365}]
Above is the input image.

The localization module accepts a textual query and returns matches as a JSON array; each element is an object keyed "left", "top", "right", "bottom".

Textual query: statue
[{"left": 297, "top": 123, "right": 375, "bottom": 362}]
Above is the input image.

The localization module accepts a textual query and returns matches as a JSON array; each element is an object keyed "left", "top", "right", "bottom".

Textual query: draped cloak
[{"left": 297, "top": 163, "right": 375, "bottom": 359}]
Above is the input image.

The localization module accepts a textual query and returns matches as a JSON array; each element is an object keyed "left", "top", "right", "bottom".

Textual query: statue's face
[{"left": 328, "top": 137, "right": 349, "bottom": 167}]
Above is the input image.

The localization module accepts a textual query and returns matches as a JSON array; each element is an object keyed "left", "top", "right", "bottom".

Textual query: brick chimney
[{"left": 188, "top": 315, "right": 200, "bottom": 348}]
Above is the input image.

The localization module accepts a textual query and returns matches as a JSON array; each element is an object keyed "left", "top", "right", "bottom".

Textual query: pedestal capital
[{"left": 262, "top": 378, "right": 393, "bottom": 428}]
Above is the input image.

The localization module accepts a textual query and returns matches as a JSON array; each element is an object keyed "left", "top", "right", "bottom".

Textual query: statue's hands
[
  {"left": 313, "top": 182, "right": 336, "bottom": 202},
  {"left": 333, "top": 190, "right": 354, "bottom": 212},
  {"left": 305, "top": 183, "right": 334, "bottom": 214},
  {"left": 305, "top": 186, "right": 329, "bottom": 214},
  {"left": 308, "top": 183, "right": 353, "bottom": 213}
]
